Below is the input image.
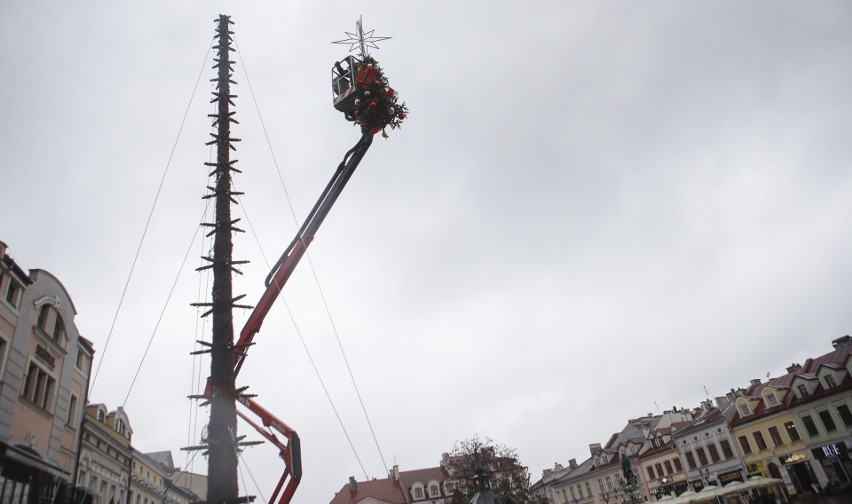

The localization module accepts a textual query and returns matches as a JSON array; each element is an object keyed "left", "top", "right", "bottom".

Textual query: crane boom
[
  {"left": 204, "top": 132, "right": 374, "bottom": 504},
  {"left": 234, "top": 132, "right": 373, "bottom": 375}
]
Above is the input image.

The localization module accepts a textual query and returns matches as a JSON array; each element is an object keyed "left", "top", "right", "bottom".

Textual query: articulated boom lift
[{"left": 204, "top": 132, "right": 374, "bottom": 504}]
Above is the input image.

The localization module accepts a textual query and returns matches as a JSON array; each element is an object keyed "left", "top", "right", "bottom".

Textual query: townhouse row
[
  {"left": 532, "top": 336, "right": 852, "bottom": 503},
  {"left": 0, "top": 240, "right": 205, "bottom": 503}
]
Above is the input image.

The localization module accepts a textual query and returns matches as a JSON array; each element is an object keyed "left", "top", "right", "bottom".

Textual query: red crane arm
[
  {"left": 205, "top": 132, "right": 373, "bottom": 504},
  {"left": 233, "top": 132, "right": 374, "bottom": 376}
]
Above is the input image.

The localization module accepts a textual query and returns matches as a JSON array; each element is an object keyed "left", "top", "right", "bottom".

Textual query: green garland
[{"left": 352, "top": 56, "right": 408, "bottom": 137}]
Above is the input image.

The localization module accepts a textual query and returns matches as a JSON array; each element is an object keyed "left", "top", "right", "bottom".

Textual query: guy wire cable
[{"left": 89, "top": 37, "right": 214, "bottom": 399}]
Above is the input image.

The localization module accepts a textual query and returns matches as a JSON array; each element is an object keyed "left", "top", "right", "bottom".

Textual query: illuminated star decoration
[{"left": 332, "top": 16, "right": 391, "bottom": 59}]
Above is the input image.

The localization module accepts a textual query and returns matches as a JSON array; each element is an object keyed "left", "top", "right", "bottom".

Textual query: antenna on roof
[{"left": 703, "top": 385, "right": 710, "bottom": 400}]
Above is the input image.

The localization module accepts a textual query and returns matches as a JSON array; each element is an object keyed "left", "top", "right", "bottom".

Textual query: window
[
  {"left": 598, "top": 479, "right": 604, "bottom": 494},
  {"left": 605, "top": 476, "right": 612, "bottom": 490},
  {"left": 720, "top": 439, "right": 734, "bottom": 459},
  {"left": 766, "top": 394, "right": 778, "bottom": 407},
  {"left": 739, "top": 404, "right": 750, "bottom": 417},
  {"left": 585, "top": 482, "right": 592, "bottom": 497},
  {"left": 695, "top": 447, "right": 708, "bottom": 466},
  {"left": 836, "top": 404, "right": 852, "bottom": 427},
  {"left": 52, "top": 315, "right": 65, "bottom": 342},
  {"left": 22, "top": 361, "right": 55, "bottom": 410},
  {"left": 673, "top": 458, "right": 683, "bottom": 471},
  {"left": 768, "top": 426, "right": 783, "bottom": 446},
  {"left": 76, "top": 349, "right": 85, "bottom": 370},
  {"left": 0, "top": 337, "right": 7, "bottom": 375},
  {"left": 784, "top": 421, "right": 801, "bottom": 441},
  {"left": 664, "top": 460, "right": 673, "bottom": 474},
  {"left": 818, "top": 410, "right": 837, "bottom": 432},
  {"left": 685, "top": 451, "right": 697, "bottom": 470},
  {"left": 753, "top": 431, "right": 767, "bottom": 451},
  {"left": 4, "top": 278, "right": 22, "bottom": 308},
  {"left": 655, "top": 463, "right": 664, "bottom": 478},
  {"left": 577, "top": 485, "right": 583, "bottom": 498},
  {"left": 824, "top": 374, "right": 837, "bottom": 389},
  {"left": 647, "top": 467, "right": 655, "bottom": 480},
  {"left": 413, "top": 487, "right": 422, "bottom": 498},
  {"left": 67, "top": 395, "right": 79, "bottom": 427},
  {"left": 801, "top": 415, "right": 819, "bottom": 437},
  {"left": 797, "top": 384, "right": 809, "bottom": 398},
  {"left": 429, "top": 485, "right": 439, "bottom": 497},
  {"left": 37, "top": 305, "right": 50, "bottom": 330},
  {"left": 707, "top": 444, "right": 720, "bottom": 463},
  {"left": 738, "top": 436, "right": 752, "bottom": 455}
]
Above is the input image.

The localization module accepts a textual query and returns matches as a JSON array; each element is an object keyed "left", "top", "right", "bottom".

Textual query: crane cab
[{"left": 332, "top": 56, "right": 359, "bottom": 114}]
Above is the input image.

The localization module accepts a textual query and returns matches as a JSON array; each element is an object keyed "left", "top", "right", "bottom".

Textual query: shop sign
[
  {"left": 812, "top": 442, "right": 848, "bottom": 460},
  {"left": 35, "top": 344, "right": 55, "bottom": 369},
  {"left": 746, "top": 461, "right": 765, "bottom": 475},
  {"left": 718, "top": 470, "right": 742, "bottom": 484},
  {"left": 783, "top": 453, "right": 807, "bottom": 464}
]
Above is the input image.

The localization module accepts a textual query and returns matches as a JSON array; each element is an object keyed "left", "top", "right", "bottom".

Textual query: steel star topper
[{"left": 332, "top": 16, "right": 391, "bottom": 59}]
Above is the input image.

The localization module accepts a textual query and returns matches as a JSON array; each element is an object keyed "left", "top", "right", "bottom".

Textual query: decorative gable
[
  {"left": 816, "top": 364, "right": 847, "bottom": 391},
  {"left": 790, "top": 375, "right": 818, "bottom": 399},
  {"left": 761, "top": 386, "right": 782, "bottom": 408}
]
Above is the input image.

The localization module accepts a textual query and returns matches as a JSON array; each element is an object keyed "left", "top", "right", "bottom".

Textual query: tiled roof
[
  {"left": 729, "top": 342, "right": 852, "bottom": 426},
  {"left": 329, "top": 466, "right": 449, "bottom": 504},
  {"left": 637, "top": 440, "right": 675, "bottom": 461},
  {"left": 553, "top": 457, "right": 595, "bottom": 485},
  {"left": 672, "top": 409, "right": 724, "bottom": 437}
]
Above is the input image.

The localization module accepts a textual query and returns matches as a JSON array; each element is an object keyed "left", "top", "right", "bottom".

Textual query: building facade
[
  {"left": 671, "top": 404, "right": 745, "bottom": 492},
  {"left": 727, "top": 337, "right": 852, "bottom": 497},
  {"left": 76, "top": 404, "right": 133, "bottom": 504},
  {"left": 0, "top": 240, "right": 93, "bottom": 502}
]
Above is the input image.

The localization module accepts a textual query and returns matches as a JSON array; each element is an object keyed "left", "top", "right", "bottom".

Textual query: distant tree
[{"left": 442, "top": 435, "right": 549, "bottom": 504}]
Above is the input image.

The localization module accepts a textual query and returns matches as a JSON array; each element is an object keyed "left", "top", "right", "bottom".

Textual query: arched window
[
  {"left": 37, "top": 305, "right": 50, "bottom": 330},
  {"left": 53, "top": 314, "right": 66, "bottom": 342}
]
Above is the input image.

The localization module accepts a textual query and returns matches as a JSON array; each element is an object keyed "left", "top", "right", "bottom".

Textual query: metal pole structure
[{"left": 207, "top": 14, "right": 240, "bottom": 504}]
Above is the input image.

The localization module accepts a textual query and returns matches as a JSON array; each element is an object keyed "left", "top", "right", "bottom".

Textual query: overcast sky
[{"left": 2, "top": 1, "right": 852, "bottom": 503}]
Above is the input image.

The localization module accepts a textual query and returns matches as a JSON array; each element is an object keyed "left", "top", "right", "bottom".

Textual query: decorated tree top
[{"left": 332, "top": 17, "right": 408, "bottom": 137}]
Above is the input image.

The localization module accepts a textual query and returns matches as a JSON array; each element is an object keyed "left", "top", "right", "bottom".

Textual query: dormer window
[
  {"left": 766, "top": 394, "right": 778, "bottom": 407},
  {"left": 413, "top": 486, "right": 423, "bottom": 498},
  {"left": 824, "top": 374, "right": 837, "bottom": 389},
  {"left": 429, "top": 485, "right": 439, "bottom": 497},
  {"left": 797, "top": 384, "right": 809, "bottom": 398},
  {"left": 739, "top": 404, "right": 750, "bottom": 417}
]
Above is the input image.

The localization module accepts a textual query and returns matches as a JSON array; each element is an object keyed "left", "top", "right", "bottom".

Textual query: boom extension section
[{"left": 235, "top": 132, "right": 373, "bottom": 375}]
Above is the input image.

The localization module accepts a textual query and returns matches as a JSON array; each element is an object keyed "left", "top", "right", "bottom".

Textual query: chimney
[
  {"left": 715, "top": 395, "right": 731, "bottom": 411},
  {"left": 349, "top": 476, "right": 357, "bottom": 494},
  {"left": 832, "top": 335, "right": 852, "bottom": 349},
  {"left": 393, "top": 464, "right": 399, "bottom": 480},
  {"left": 750, "top": 378, "right": 761, "bottom": 387},
  {"left": 589, "top": 443, "right": 602, "bottom": 456},
  {"left": 786, "top": 363, "right": 802, "bottom": 374},
  {"left": 701, "top": 400, "right": 713, "bottom": 413},
  {"left": 569, "top": 458, "right": 578, "bottom": 469}
]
